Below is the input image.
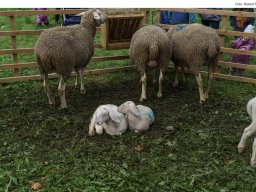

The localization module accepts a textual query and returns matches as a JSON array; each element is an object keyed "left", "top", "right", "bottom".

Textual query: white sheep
[
  {"left": 88, "top": 104, "right": 128, "bottom": 136},
  {"left": 117, "top": 101, "right": 155, "bottom": 133},
  {"left": 238, "top": 97, "right": 256, "bottom": 167}
]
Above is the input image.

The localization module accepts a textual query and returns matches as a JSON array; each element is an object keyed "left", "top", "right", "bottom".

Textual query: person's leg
[
  {"left": 210, "top": 21, "right": 220, "bottom": 29},
  {"left": 36, "top": 16, "right": 41, "bottom": 27},
  {"left": 201, "top": 19, "right": 210, "bottom": 27},
  {"left": 42, "top": 15, "right": 49, "bottom": 27}
]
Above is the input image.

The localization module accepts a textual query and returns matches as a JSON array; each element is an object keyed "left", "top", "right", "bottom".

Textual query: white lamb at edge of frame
[
  {"left": 238, "top": 97, "right": 256, "bottom": 167},
  {"left": 88, "top": 104, "right": 128, "bottom": 136}
]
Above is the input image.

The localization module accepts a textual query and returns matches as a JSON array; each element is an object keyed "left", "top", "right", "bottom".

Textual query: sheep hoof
[
  {"left": 157, "top": 92, "right": 162, "bottom": 98},
  {"left": 173, "top": 82, "right": 179, "bottom": 87},
  {"left": 140, "top": 97, "right": 146, "bottom": 102},
  {"left": 238, "top": 146, "right": 245, "bottom": 154},
  {"left": 153, "top": 79, "right": 157, "bottom": 84},
  {"left": 61, "top": 104, "right": 68, "bottom": 109},
  {"left": 80, "top": 89, "right": 86, "bottom": 95}
]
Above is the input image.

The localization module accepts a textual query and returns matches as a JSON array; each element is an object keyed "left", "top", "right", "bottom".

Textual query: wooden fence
[{"left": 0, "top": 8, "right": 256, "bottom": 84}]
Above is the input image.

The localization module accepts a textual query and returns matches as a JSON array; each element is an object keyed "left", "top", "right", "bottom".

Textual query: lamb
[
  {"left": 88, "top": 104, "right": 128, "bottom": 136},
  {"left": 167, "top": 24, "right": 220, "bottom": 104},
  {"left": 238, "top": 97, "right": 256, "bottom": 167},
  {"left": 117, "top": 101, "right": 155, "bottom": 133},
  {"left": 129, "top": 25, "right": 171, "bottom": 102},
  {"left": 34, "top": 9, "right": 105, "bottom": 108}
]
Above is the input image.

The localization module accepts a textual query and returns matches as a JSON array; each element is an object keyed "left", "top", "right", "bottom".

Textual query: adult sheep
[
  {"left": 129, "top": 25, "right": 171, "bottom": 102},
  {"left": 34, "top": 9, "right": 105, "bottom": 108},
  {"left": 167, "top": 24, "right": 220, "bottom": 104}
]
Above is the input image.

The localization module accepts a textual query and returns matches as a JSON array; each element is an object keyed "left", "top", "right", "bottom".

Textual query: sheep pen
[{"left": 1, "top": 8, "right": 256, "bottom": 192}]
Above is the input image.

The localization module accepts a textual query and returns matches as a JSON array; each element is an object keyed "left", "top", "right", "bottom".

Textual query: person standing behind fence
[
  {"left": 230, "top": 8, "right": 255, "bottom": 33},
  {"left": 229, "top": 24, "right": 255, "bottom": 76},
  {"left": 160, "top": 11, "right": 196, "bottom": 25},
  {"left": 33, "top": 8, "right": 49, "bottom": 28},
  {"left": 199, "top": 8, "right": 222, "bottom": 29}
]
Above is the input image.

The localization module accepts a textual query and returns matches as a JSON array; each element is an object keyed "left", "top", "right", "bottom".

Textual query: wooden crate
[{"left": 100, "top": 14, "right": 145, "bottom": 50}]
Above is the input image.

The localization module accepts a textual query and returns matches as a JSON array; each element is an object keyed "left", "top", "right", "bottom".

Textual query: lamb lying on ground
[
  {"left": 89, "top": 104, "right": 128, "bottom": 136},
  {"left": 117, "top": 101, "right": 154, "bottom": 133},
  {"left": 238, "top": 97, "right": 256, "bottom": 167}
]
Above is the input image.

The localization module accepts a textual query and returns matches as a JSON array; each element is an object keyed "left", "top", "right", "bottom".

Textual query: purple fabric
[
  {"left": 231, "top": 37, "right": 255, "bottom": 64},
  {"left": 33, "top": 8, "right": 49, "bottom": 27}
]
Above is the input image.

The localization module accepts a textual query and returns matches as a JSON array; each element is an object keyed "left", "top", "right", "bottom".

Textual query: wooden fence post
[
  {"left": 155, "top": 9, "right": 160, "bottom": 24},
  {"left": 9, "top": 15, "right": 19, "bottom": 77},
  {"left": 217, "top": 15, "right": 227, "bottom": 73}
]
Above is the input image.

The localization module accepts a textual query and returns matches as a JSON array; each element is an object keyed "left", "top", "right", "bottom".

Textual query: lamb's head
[
  {"left": 78, "top": 9, "right": 105, "bottom": 27},
  {"left": 95, "top": 107, "right": 120, "bottom": 125},
  {"left": 117, "top": 101, "right": 139, "bottom": 116}
]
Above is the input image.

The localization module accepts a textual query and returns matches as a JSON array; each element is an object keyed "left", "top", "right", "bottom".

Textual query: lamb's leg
[
  {"left": 195, "top": 73, "right": 206, "bottom": 104},
  {"left": 251, "top": 138, "right": 256, "bottom": 168},
  {"left": 43, "top": 73, "right": 54, "bottom": 105},
  {"left": 157, "top": 69, "right": 164, "bottom": 98},
  {"left": 79, "top": 69, "right": 85, "bottom": 94},
  {"left": 140, "top": 71, "right": 147, "bottom": 102},
  {"left": 58, "top": 77, "right": 67, "bottom": 109},
  {"left": 173, "top": 64, "right": 179, "bottom": 87},
  {"left": 75, "top": 69, "right": 79, "bottom": 88},
  {"left": 89, "top": 121, "right": 96, "bottom": 136},
  {"left": 238, "top": 121, "right": 256, "bottom": 153},
  {"left": 204, "top": 66, "right": 213, "bottom": 100}
]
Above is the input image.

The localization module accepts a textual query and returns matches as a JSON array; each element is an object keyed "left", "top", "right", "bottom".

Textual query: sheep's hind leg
[
  {"left": 251, "top": 138, "right": 256, "bottom": 167},
  {"left": 75, "top": 69, "right": 79, "bottom": 89},
  {"left": 195, "top": 73, "right": 206, "bottom": 104},
  {"left": 140, "top": 71, "right": 147, "bottom": 102},
  {"left": 157, "top": 69, "right": 163, "bottom": 98},
  {"left": 173, "top": 64, "right": 179, "bottom": 87},
  {"left": 204, "top": 67, "right": 213, "bottom": 100},
  {"left": 238, "top": 121, "right": 256, "bottom": 153},
  {"left": 181, "top": 66, "right": 185, "bottom": 85},
  {"left": 79, "top": 69, "right": 85, "bottom": 94},
  {"left": 58, "top": 77, "right": 67, "bottom": 109},
  {"left": 43, "top": 73, "right": 55, "bottom": 106}
]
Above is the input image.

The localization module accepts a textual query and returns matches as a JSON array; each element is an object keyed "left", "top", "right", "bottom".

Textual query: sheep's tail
[{"left": 147, "top": 42, "right": 159, "bottom": 68}]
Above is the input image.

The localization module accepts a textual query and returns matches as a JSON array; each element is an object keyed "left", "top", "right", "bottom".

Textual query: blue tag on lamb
[{"left": 146, "top": 111, "right": 155, "bottom": 124}]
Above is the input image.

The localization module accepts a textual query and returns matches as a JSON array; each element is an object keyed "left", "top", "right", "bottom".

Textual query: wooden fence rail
[{"left": 0, "top": 8, "right": 256, "bottom": 84}]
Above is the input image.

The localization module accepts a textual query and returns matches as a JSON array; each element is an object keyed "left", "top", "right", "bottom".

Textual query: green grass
[
  {"left": 1, "top": 8, "right": 256, "bottom": 191},
  {"left": 1, "top": 71, "right": 256, "bottom": 191}
]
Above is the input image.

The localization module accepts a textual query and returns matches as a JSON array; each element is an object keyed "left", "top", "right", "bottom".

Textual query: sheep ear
[
  {"left": 76, "top": 12, "right": 85, "bottom": 17},
  {"left": 130, "top": 105, "right": 139, "bottom": 116},
  {"left": 93, "top": 12, "right": 101, "bottom": 20},
  {"left": 109, "top": 108, "right": 121, "bottom": 123}
]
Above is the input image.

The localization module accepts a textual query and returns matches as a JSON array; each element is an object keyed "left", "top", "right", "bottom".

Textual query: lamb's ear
[
  {"left": 130, "top": 105, "right": 139, "bottom": 116},
  {"left": 109, "top": 108, "right": 121, "bottom": 123}
]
